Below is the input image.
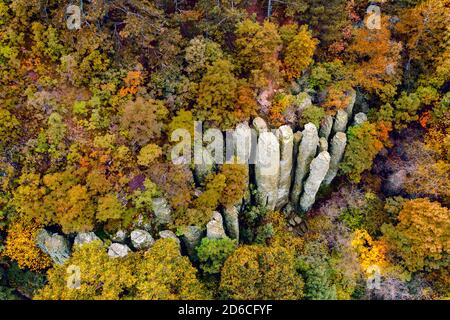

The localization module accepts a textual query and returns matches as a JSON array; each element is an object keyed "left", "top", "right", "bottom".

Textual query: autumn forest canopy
[{"left": 0, "top": 0, "right": 449, "bottom": 300}]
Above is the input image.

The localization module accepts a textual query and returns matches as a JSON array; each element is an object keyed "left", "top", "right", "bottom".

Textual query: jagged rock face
[
  {"left": 345, "top": 89, "right": 357, "bottom": 117},
  {"left": 181, "top": 226, "right": 203, "bottom": 259},
  {"left": 74, "top": 232, "right": 100, "bottom": 247},
  {"left": 223, "top": 206, "right": 239, "bottom": 240},
  {"left": 332, "top": 110, "right": 349, "bottom": 134},
  {"left": 206, "top": 211, "right": 226, "bottom": 240},
  {"left": 319, "top": 115, "right": 333, "bottom": 141},
  {"left": 159, "top": 230, "right": 181, "bottom": 246},
  {"left": 110, "top": 230, "right": 127, "bottom": 243},
  {"left": 151, "top": 197, "right": 172, "bottom": 225},
  {"left": 276, "top": 125, "right": 294, "bottom": 210},
  {"left": 291, "top": 123, "right": 319, "bottom": 206},
  {"left": 131, "top": 229, "right": 155, "bottom": 250},
  {"left": 323, "top": 132, "right": 347, "bottom": 185},
  {"left": 36, "top": 230, "right": 70, "bottom": 265},
  {"left": 353, "top": 112, "right": 368, "bottom": 126},
  {"left": 108, "top": 243, "right": 130, "bottom": 258},
  {"left": 300, "top": 151, "right": 331, "bottom": 212},
  {"left": 255, "top": 131, "right": 280, "bottom": 210},
  {"left": 253, "top": 117, "right": 268, "bottom": 135},
  {"left": 319, "top": 137, "right": 328, "bottom": 152}
]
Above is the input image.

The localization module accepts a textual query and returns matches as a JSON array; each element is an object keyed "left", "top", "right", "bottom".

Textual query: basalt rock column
[
  {"left": 276, "top": 125, "right": 294, "bottom": 210},
  {"left": 319, "top": 115, "right": 333, "bottom": 141},
  {"left": 291, "top": 123, "right": 319, "bottom": 206},
  {"left": 255, "top": 131, "right": 280, "bottom": 210},
  {"left": 299, "top": 151, "right": 331, "bottom": 212},
  {"left": 323, "top": 132, "right": 347, "bottom": 185},
  {"left": 332, "top": 110, "right": 348, "bottom": 134}
]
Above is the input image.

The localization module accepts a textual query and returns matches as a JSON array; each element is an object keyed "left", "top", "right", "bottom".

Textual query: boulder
[
  {"left": 255, "top": 131, "right": 280, "bottom": 210},
  {"left": 110, "top": 230, "right": 127, "bottom": 243},
  {"left": 151, "top": 197, "right": 173, "bottom": 225},
  {"left": 323, "top": 132, "right": 347, "bottom": 185},
  {"left": 319, "top": 115, "right": 333, "bottom": 141},
  {"left": 332, "top": 110, "right": 348, "bottom": 134},
  {"left": 159, "top": 230, "right": 181, "bottom": 246},
  {"left": 291, "top": 123, "right": 319, "bottom": 206},
  {"left": 206, "top": 211, "right": 226, "bottom": 240},
  {"left": 276, "top": 125, "right": 294, "bottom": 209},
  {"left": 36, "top": 230, "right": 70, "bottom": 265},
  {"left": 353, "top": 112, "right": 368, "bottom": 126},
  {"left": 131, "top": 229, "right": 155, "bottom": 250},
  {"left": 107, "top": 243, "right": 130, "bottom": 258},
  {"left": 223, "top": 206, "right": 239, "bottom": 240},
  {"left": 74, "top": 232, "right": 100, "bottom": 247},
  {"left": 300, "top": 151, "right": 331, "bottom": 212}
]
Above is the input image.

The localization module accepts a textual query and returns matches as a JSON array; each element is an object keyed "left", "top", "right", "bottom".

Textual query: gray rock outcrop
[
  {"left": 131, "top": 229, "right": 155, "bottom": 250},
  {"left": 74, "top": 232, "right": 100, "bottom": 247},
  {"left": 223, "top": 206, "right": 239, "bottom": 240},
  {"left": 323, "top": 132, "right": 347, "bottom": 185},
  {"left": 345, "top": 89, "right": 357, "bottom": 117},
  {"left": 291, "top": 123, "right": 319, "bottom": 206},
  {"left": 319, "top": 115, "right": 333, "bottom": 141},
  {"left": 332, "top": 110, "right": 349, "bottom": 134},
  {"left": 110, "top": 230, "right": 127, "bottom": 243},
  {"left": 159, "top": 230, "right": 181, "bottom": 246},
  {"left": 206, "top": 211, "right": 226, "bottom": 240},
  {"left": 353, "top": 112, "right": 368, "bottom": 126},
  {"left": 300, "top": 151, "right": 331, "bottom": 212},
  {"left": 152, "top": 197, "right": 173, "bottom": 225},
  {"left": 255, "top": 131, "right": 280, "bottom": 210},
  {"left": 253, "top": 117, "right": 268, "bottom": 135},
  {"left": 36, "top": 230, "right": 70, "bottom": 265},
  {"left": 234, "top": 122, "right": 253, "bottom": 164},
  {"left": 276, "top": 125, "right": 294, "bottom": 210},
  {"left": 193, "top": 151, "right": 214, "bottom": 185},
  {"left": 293, "top": 131, "right": 302, "bottom": 160},
  {"left": 319, "top": 137, "right": 328, "bottom": 152},
  {"left": 108, "top": 243, "right": 130, "bottom": 258},
  {"left": 181, "top": 226, "right": 203, "bottom": 259}
]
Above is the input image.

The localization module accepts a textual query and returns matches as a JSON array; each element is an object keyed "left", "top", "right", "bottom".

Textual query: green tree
[
  {"left": 196, "top": 237, "right": 237, "bottom": 275},
  {"left": 339, "top": 122, "right": 384, "bottom": 183}
]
